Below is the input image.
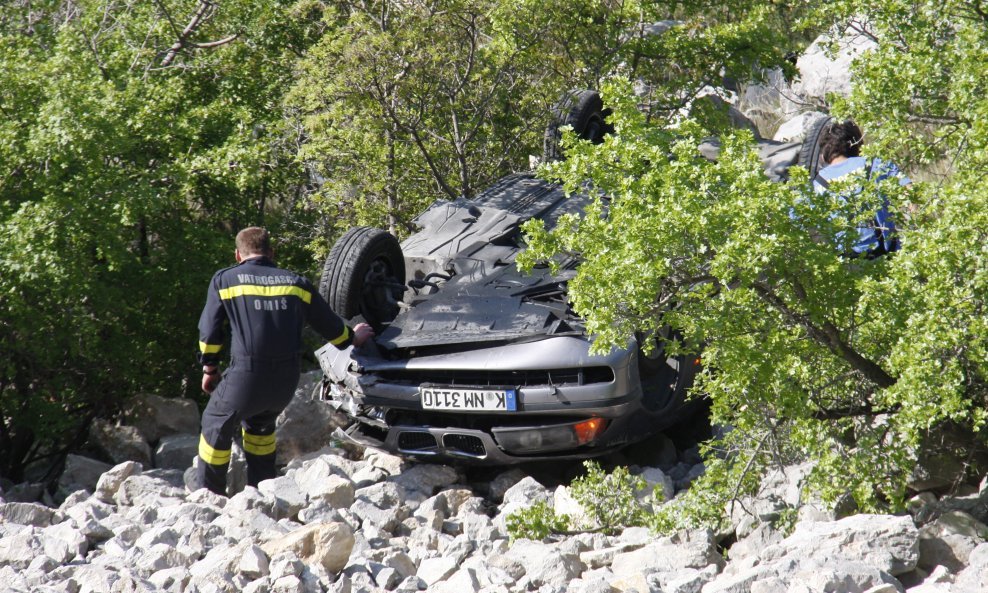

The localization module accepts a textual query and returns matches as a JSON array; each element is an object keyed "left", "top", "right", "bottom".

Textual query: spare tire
[
  {"left": 319, "top": 227, "right": 405, "bottom": 331},
  {"left": 543, "top": 89, "right": 614, "bottom": 162},
  {"left": 799, "top": 115, "right": 835, "bottom": 179}
]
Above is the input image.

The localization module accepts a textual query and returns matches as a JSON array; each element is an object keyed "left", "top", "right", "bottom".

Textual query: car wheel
[
  {"left": 543, "top": 89, "right": 614, "bottom": 162},
  {"left": 320, "top": 226, "right": 406, "bottom": 331},
  {"left": 637, "top": 331, "right": 699, "bottom": 414},
  {"left": 799, "top": 115, "right": 835, "bottom": 179}
]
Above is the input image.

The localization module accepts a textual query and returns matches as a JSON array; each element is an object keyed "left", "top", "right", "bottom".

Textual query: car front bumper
[{"left": 316, "top": 335, "right": 649, "bottom": 463}]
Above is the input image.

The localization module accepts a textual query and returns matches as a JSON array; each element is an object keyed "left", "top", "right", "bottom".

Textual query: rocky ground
[{"left": 2, "top": 372, "right": 988, "bottom": 593}]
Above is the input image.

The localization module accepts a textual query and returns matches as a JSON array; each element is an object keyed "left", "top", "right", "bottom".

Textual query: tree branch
[
  {"left": 159, "top": 0, "right": 226, "bottom": 68},
  {"left": 752, "top": 281, "right": 896, "bottom": 389},
  {"left": 192, "top": 33, "right": 238, "bottom": 49}
]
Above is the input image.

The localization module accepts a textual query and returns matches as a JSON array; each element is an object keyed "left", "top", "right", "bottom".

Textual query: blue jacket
[{"left": 813, "top": 157, "right": 910, "bottom": 256}]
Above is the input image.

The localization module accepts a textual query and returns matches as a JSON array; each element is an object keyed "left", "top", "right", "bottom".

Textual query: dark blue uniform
[{"left": 196, "top": 255, "right": 352, "bottom": 495}]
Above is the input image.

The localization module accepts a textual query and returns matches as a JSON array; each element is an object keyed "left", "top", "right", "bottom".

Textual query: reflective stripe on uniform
[
  {"left": 329, "top": 326, "right": 350, "bottom": 346},
  {"left": 199, "top": 341, "right": 223, "bottom": 354},
  {"left": 242, "top": 430, "right": 276, "bottom": 456},
  {"left": 218, "top": 284, "right": 312, "bottom": 303},
  {"left": 198, "top": 435, "right": 232, "bottom": 465}
]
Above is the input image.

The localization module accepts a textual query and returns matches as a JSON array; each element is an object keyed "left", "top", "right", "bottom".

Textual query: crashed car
[{"left": 314, "top": 91, "right": 828, "bottom": 464}]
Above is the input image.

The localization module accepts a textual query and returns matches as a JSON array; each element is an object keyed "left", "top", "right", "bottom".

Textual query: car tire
[
  {"left": 637, "top": 330, "right": 699, "bottom": 414},
  {"left": 320, "top": 226, "right": 406, "bottom": 331},
  {"left": 799, "top": 115, "right": 835, "bottom": 179},
  {"left": 543, "top": 89, "right": 614, "bottom": 162}
]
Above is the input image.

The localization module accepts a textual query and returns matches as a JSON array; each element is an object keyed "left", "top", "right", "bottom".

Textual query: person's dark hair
[
  {"left": 236, "top": 226, "right": 272, "bottom": 256},
  {"left": 819, "top": 119, "right": 863, "bottom": 164}
]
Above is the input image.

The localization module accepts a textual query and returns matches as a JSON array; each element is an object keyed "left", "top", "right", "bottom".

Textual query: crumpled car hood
[{"left": 377, "top": 265, "right": 578, "bottom": 350}]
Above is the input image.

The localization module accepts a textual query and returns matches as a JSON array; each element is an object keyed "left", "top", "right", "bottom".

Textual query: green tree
[
  {"left": 0, "top": 0, "right": 319, "bottom": 483},
  {"left": 290, "top": 0, "right": 546, "bottom": 252},
  {"left": 520, "top": 50, "right": 987, "bottom": 526}
]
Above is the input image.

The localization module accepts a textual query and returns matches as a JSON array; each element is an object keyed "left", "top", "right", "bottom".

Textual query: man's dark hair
[
  {"left": 236, "top": 226, "right": 272, "bottom": 256},
  {"left": 820, "top": 119, "right": 863, "bottom": 164}
]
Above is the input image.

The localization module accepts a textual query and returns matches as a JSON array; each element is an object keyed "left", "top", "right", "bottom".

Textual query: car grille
[
  {"left": 442, "top": 434, "right": 486, "bottom": 456},
  {"left": 397, "top": 431, "right": 438, "bottom": 451},
  {"left": 375, "top": 366, "right": 614, "bottom": 387}
]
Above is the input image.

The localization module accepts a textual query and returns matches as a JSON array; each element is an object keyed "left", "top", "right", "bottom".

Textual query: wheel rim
[{"left": 361, "top": 256, "right": 402, "bottom": 324}]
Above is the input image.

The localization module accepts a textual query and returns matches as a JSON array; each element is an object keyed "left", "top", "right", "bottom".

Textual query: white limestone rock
[
  {"left": 782, "top": 21, "right": 878, "bottom": 117},
  {"left": 42, "top": 521, "right": 88, "bottom": 564},
  {"left": 610, "top": 529, "right": 723, "bottom": 578},
  {"left": 226, "top": 485, "right": 277, "bottom": 516},
  {"left": 134, "top": 542, "right": 193, "bottom": 576},
  {"left": 351, "top": 465, "right": 389, "bottom": 488},
  {"left": 952, "top": 542, "right": 988, "bottom": 592},
  {"left": 431, "top": 567, "right": 480, "bottom": 593},
  {"left": 417, "top": 555, "right": 459, "bottom": 586},
  {"left": 639, "top": 466, "right": 675, "bottom": 505},
  {"left": 259, "top": 475, "right": 309, "bottom": 520},
  {"left": 93, "top": 461, "right": 143, "bottom": 504},
  {"left": 365, "top": 450, "right": 407, "bottom": 476},
  {"left": 0, "top": 529, "right": 43, "bottom": 569},
  {"left": 154, "top": 433, "right": 199, "bottom": 470},
  {"left": 389, "top": 464, "right": 459, "bottom": 508},
  {"left": 293, "top": 460, "right": 356, "bottom": 509},
  {"left": 918, "top": 510, "right": 987, "bottom": 573},
  {"left": 89, "top": 418, "right": 153, "bottom": 467},
  {"left": 488, "top": 468, "right": 528, "bottom": 502},
  {"left": 123, "top": 393, "right": 201, "bottom": 444},
  {"left": 0, "top": 501, "right": 58, "bottom": 527},
  {"left": 61, "top": 497, "right": 114, "bottom": 543},
  {"left": 58, "top": 455, "right": 113, "bottom": 496},
  {"left": 260, "top": 520, "right": 356, "bottom": 574},
  {"left": 148, "top": 566, "right": 192, "bottom": 592},
  {"left": 504, "top": 539, "right": 585, "bottom": 589},
  {"left": 761, "top": 514, "right": 919, "bottom": 576},
  {"left": 237, "top": 545, "right": 270, "bottom": 580}
]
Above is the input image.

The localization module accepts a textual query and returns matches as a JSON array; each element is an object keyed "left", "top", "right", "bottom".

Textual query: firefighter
[{"left": 196, "top": 226, "right": 373, "bottom": 495}]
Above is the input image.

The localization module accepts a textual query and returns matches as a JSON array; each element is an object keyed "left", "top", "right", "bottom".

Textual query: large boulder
[
  {"left": 154, "top": 433, "right": 199, "bottom": 470},
  {"left": 610, "top": 529, "right": 723, "bottom": 579},
  {"left": 94, "top": 460, "right": 143, "bottom": 503},
  {"left": 917, "top": 510, "right": 988, "bottom": 573},
  {"left": 89, "top": 418, "right": 153, "bottom": 466},
  {"left": 276, "top": 371, "right": 343, "bottom": 464},
  {"left": 760, "top": 514, "right": 919, "bottom": 576},
  {"left": 123, "top": 393, "right": 201, "bottom": 444},
  {"left": 260, "top": 521, "right": 355, "bottom": 574},
  {"left": 0, "top": 501, "right": 58, "bottom": 527},
  {"left": 58, "top": 454, "right": 113, "bottom": 496},
  {"left": 504, "top": 539, "right": 585, "bottom": 589},
  {"left": 953, "top": 542, "right": 988, "bottom": 592}
]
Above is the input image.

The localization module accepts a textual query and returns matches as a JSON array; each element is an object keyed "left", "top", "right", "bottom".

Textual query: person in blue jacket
[
  {"left": 812, "top": 119, "right": 911, "bottom": 258},
  {"left": 196, "top": 226, "right": 374, "bottom": 495}
]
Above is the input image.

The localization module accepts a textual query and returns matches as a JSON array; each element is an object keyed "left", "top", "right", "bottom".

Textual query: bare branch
[
  {"left": 159, "top": 0, "right": 231, "bottom": 68},
  {"left": 191, "top": 33, "right": 238, "bottom": 49}
]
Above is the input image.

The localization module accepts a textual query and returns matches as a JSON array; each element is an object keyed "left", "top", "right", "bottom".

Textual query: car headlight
[{"left": 494, "top": 418, "right": 608, "bottom": 453}]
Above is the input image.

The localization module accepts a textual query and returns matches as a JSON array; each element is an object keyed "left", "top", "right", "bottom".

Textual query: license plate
[{"left": 419, "top": 387, "right": 517, "bottom": 411}]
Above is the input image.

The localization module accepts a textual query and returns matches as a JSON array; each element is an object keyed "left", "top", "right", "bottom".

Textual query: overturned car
[{"left": 314, "top": 91, "right": 830, "bottom": 464}]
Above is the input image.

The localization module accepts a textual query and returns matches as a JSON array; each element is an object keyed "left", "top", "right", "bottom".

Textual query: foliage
[
  {"left": 505, "top": 499, "right": 571, "bottom": 541},
  {"left": 505, "top": 460, "right": 659, "bottom": 539},
  {"left": 0, "top": 0, "right": 319, "bottom": 481},
  {"left": 288, "top": 0, "right": 541, "bottom": 251},
  {"left": 570, "top": 461, "right": 656, "bottom": 533},
  {"left": 520, "top": 62, "right": 987, "bottom": 521}
]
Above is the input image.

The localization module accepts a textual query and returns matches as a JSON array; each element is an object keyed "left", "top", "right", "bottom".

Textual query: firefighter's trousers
[{"left": 198, "top": 357, "right": 301, "bottom": 496}]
